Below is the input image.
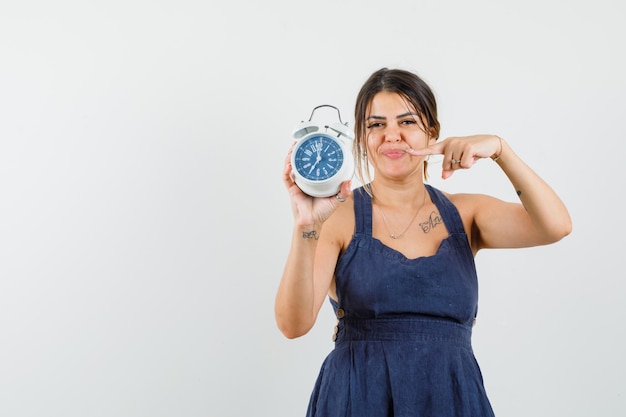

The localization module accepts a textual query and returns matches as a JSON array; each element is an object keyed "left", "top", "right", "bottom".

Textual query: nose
[{"left": 384, "top": 125, "right": 401, "bottom": 142}]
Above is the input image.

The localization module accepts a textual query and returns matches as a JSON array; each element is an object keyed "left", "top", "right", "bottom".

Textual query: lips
[{"left": 382, "top": 148, "right": 408, "bottom": 159}]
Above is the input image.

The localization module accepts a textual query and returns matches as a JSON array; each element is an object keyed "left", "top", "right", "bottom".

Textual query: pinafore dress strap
[
  {"left": 425, "top": 184, "right": 465, "bottom": 235},
  {"left": 353, "top": 187, "right": 373, "bottom": 236}
]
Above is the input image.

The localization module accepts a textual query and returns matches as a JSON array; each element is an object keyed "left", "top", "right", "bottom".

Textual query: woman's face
[{"left": 364, "top": 91, "right": 433, "bottom": 180}]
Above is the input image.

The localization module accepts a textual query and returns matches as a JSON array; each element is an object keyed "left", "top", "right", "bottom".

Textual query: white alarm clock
[{"left": 290, "top": 105, "right": 355, "bottom": 198}]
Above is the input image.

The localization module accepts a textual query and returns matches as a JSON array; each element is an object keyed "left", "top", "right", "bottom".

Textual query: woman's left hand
[{"left": 406, "top": 134, "right": 503, "bottom": 179}]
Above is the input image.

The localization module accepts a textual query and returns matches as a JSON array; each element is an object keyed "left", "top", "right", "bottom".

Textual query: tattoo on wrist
[
  {"left": 419, "top": 211, "right": 443, "bottom": 233},
  {"left": 302, "top": 230, "right": 319, "bottom": 240}
]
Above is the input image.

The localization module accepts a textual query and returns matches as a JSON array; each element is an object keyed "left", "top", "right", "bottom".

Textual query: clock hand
[{"left": 308, "top": 154, "right": 322, "bottom": 174}]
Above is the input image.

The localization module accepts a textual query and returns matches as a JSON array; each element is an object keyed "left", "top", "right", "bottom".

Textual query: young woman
[{"left": 276, "top": 67, "right": 571, "bottom": 417}]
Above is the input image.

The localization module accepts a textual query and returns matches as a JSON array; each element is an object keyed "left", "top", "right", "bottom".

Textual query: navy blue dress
[{"left": 306, "top": 185, "right": 495, "bottom": 417}]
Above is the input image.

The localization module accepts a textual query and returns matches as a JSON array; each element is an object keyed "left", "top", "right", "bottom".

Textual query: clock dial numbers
[{"left": 294, "top": 134, "right": 344, "bottom": 181}]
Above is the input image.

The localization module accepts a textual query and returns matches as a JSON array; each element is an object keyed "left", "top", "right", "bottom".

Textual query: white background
[{"left": 1, "top": 1, "right": 624, "bottom": 416}]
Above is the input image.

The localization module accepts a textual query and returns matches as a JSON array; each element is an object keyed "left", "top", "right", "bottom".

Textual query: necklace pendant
[{"left": 390, "top": 234, "right": 398, "bottom": 239}]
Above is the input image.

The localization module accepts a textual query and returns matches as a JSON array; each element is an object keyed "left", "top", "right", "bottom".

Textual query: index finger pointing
[{"left": 405, "top": 142, "right": 444, "bottom": 156}]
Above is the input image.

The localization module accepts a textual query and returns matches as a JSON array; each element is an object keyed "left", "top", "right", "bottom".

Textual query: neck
[
  {"left": 372, "top": 182, "right": 429, "bottom": 240},
  {"left": 370, "top": 180, "right": 428, "bottom": 208}
]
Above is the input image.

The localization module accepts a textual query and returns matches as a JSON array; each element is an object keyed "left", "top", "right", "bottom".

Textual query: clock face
[{"left": 293, "top": 134, "right": 344, "bottom": 181}]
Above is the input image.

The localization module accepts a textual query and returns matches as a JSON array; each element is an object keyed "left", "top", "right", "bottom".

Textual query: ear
[{"left": 422, "top": 124, "right": 436, "bottom": 142}]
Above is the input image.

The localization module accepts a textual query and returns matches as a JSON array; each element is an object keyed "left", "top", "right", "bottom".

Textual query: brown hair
[{"left": 353, "top": 68, "right": 440, "bottom": 194}]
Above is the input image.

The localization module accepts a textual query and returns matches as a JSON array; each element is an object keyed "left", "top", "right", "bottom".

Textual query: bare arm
[
  {"left": 274, "top": 147, "right": 352, "bottom": 339},
  {"left": 408, "top": 135, "right": 572, "bottom": 250},
  {"left": 275, "top": 219, "right": 341, "bottom": 339},
  {"left": 471, "top": 139, "right": 572, "bottom": 250}
]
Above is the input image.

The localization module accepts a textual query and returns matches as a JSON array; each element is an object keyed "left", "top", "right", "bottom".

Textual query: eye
[
  {"left": 367, "top": 122, "right": 384, "bottom": 129},
  {"left": 400, "top": 118, "right": 417, "bottom": 126}
]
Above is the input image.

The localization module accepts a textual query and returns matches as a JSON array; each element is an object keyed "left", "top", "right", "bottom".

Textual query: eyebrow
[{"left": 366, "top": 112, "right": 419, "bottom": 121}]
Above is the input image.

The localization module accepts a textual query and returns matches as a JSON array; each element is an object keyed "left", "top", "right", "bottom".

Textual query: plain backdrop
[{"left": 1, "top": 1, "right": 624, "bottom": 416}]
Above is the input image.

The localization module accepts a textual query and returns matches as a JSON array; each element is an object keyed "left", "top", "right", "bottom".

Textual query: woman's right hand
[{"left": 283, "top": 144, "right": 351, "bottom": 228}]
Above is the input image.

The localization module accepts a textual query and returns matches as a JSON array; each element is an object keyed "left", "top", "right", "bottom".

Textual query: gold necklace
[{"left": 376, "top": 191, "right": 427, "bottom": 239}]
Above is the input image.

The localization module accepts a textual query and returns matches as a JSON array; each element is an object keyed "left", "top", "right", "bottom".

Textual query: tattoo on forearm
[
  {"left": 302, "top": 230, "right": 319, "bottom": 240},
  {"left": 516, "top": 190, "right": 522, "bottom": 196},
  {"left": 419, "top": 211, "right": 443, "bottom": 233}
]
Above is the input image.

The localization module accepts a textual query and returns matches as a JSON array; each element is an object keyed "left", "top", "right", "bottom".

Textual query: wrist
[
  {"left": 491, "top": 136, "right": 503, "bottom": 161},
  {"left": 293, "top": 223, "right": 322, "bottom": 242}
]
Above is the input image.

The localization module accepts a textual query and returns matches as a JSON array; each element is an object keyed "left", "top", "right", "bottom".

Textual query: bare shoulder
[
  {"left": 440, "top": 191, "right": 498, "bottom": 232},
  {"left": 321, "top": 194, "right": 355, "bottom": 250},
  {"left": 445, "top": 191, "right": 513, "bottom": 214},
  {"left": 442, "top": 191, "right": 492, "bottom": 211},
  {"left": 442, "top": 190, "right": 526, "bottom": 251}
]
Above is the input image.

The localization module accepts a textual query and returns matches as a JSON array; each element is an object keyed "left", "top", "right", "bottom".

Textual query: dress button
[{"left": 336, "top": 308, "right": 345, "bottom": 319}]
